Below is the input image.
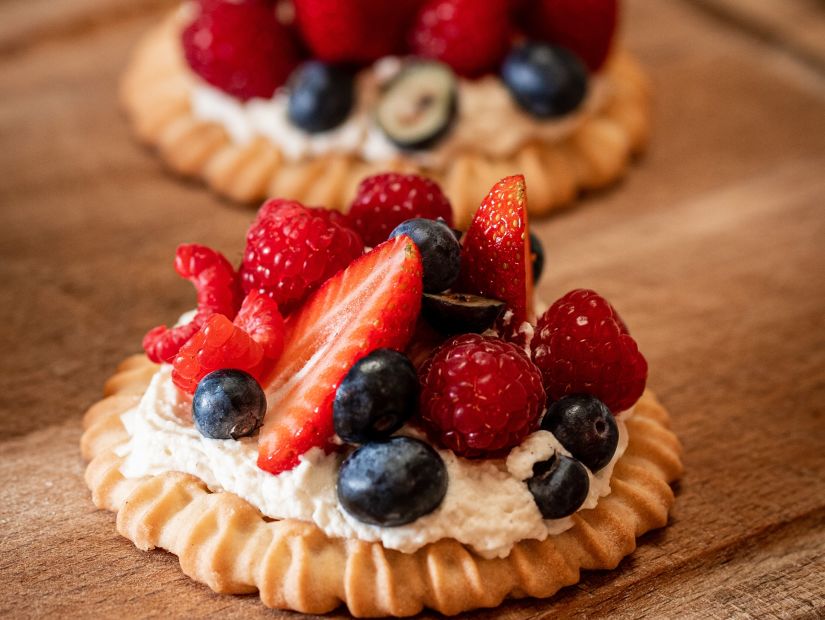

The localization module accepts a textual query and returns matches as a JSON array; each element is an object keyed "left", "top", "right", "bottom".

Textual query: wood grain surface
[{"left": 1, "top": 0, "right": 824, "bottom": 618}]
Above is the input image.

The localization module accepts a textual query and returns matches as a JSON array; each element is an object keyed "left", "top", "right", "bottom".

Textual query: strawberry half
[
  {"left": 457, "top": 175, "right": 534, "bottom": 328},
  {"left": 257, "top": 236, "right": 424, "bottom": 475}
]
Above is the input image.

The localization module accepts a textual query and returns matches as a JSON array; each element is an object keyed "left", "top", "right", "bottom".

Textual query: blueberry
[
  {"left": 337, "top": 437, "right": 448, "bottom": 526},
  {"left": 287, "top": 61, "right": 355, "bottom": 133},
  {"left": 527, "top": 454, "right": 590, "bottom": 519},
  {"left": 541, "top": 394, "right": 618, "bottom": 472},
  {"left": 192, "top": 369, "right": 267, "bottom": 440},
  {"left": 529, "top": 230, "right": 545, "bottom": 282},
  {"left": 333, "top": 349, "right": 419, "bottom": 444},
  {"left": 389, "top": 218, "right": 460, "bottom": 293},
  {"left": 502, "top": 42, "right": 588, "bottom": 118},
  {"left": 422, "top": 292, "right": 505, "bottom": 334}
]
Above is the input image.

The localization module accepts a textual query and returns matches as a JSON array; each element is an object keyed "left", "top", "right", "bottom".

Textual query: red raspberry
[
  {"left": 409, "top": 0, "right": 512, "bottom": 78},
  {"left": 419, "top": 334, "right": 546, "bottom": 458},
  {"left": 241, "top": 199, "right": 364, "bottom": 315},
  {"left": 182, "top": 0, "right": 301, "bottom": 101},
  {"left": 531, "top": 289, "right": 647, "bottom": 413},
  {"left": 347, "top": 173, "right": 454, "bottom": 247},
  {"left": 293, "top": 0, "right": 424, "bottom": 65},
  {"left": 171, "top": 290, "right": 284, "bottom": 394},
  {"left": 143, "top": 244, "right": 243, "bottom": 364}
]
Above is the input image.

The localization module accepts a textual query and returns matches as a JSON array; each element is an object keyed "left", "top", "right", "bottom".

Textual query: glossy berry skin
[
  {"left": 390, "top": 218, "right": 461, "bottom": 293},
  {"left": 522, "top": 0, "right": 618, "bottom": 72},
  {"left": 241, "top": 199, "right": 364, "bottom": 315},
  {"left": 333, "top": 349, "right": 419, "bottom": 444},
  {"left": 182, "top": 0, "right": 300, "bottom": 101},
  {"left": 527, "top": 454, "right": 590, "bottom": 519},
  {"left": 172, "top": 290, "right": 285, "bottom": 394},
  {"left": 287, "top": 62, "right": 355, "bottom": 133},
  {"left": 502, "top": 43, "right": 588, "bottom": 118},
  {"left": 143, "top": 244, "right": 243, "bottom": 364},
  {"left": 337, "top": 437, "right": 448, "bottom": 526},
  {"left": 421, "top": 292, "right": 505, "bottom": 335},
  {"left": 419, "top": 334, "right": 546, "bottom": 458},
  {"left": 348, "top": 173, "right": 454, "bottom": 248},
  {"left": 541, "top": 394, "right": 618, "bottom": 472},
  {"left": 529, "top": 231, "right": 545, "bottom": 282},
  {"left": 193, "top": 369, "right": 267, "bottom": 440},
  {"left": 532, "top": 289, "right": 648, "bottom": 413},
  {"left": 410, "top": 0, "right": 511, "bottom": 78}
]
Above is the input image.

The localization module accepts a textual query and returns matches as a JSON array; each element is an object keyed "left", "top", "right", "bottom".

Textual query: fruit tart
[
  {"left": 122, "top": 0, "right": 652, "bottom": 227},
  {"left": 81, "top": 174, "right": 682, "bottom": 616}
]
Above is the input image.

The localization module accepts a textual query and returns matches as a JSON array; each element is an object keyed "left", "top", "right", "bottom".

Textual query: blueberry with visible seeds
[
  {"left": 541, "top": 394, "right": 618, "bottom": 472},
  {"left": 193, "top": 369, "right": 267, "bottom": 440},
  {"left": 527, "top": 454, "right": 590, "bottom": 519},
  {"left": 502, "top": 42, "right": 588, "bottom": 118},
  {"left": 337, "top": 437, "right": 448, "bottom": 526},
  {"left": 287, "top": 61, "right": 355, "bottom": 133},
  {"left": 389, "top": 218, "right": 461, "bottom": 293},
  {"left": 422, "top": 292, "right": 505, "bottom": 334},
  {"left": 333, "top": 349, "right": 419, "bottom": 444}
]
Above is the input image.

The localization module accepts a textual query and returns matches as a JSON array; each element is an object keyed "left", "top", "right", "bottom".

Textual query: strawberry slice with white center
[
  {"left": 257, "top": 236, "right": 424, "bottom": 475},
  {"left": 457, "top": 175, "right": 535, "bottom": 327}
]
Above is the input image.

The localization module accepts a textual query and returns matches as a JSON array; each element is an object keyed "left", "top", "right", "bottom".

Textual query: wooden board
[{"left": 1, "top": 0, "right": 824, "bottom": 617}]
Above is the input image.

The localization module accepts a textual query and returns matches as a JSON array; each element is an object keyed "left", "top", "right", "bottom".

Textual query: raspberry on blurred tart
[
  {"left": 81, "top": 174, "right": 681, "bottom": 616},
  {"left": 121, "top": 0, "right": 652, "bottom": 227}
]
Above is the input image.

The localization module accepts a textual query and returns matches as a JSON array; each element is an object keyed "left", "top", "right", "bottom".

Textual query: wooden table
[{"left": 1, "top": 0, "right": 824, "bottom": 617}]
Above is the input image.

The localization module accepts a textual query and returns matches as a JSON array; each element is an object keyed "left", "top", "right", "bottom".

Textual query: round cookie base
[
  {"left": 120, "top": 14, "right": 653, "bottom": 228},
  {"left": 82, "top": 354, "right": 683, "bottom": 617}
]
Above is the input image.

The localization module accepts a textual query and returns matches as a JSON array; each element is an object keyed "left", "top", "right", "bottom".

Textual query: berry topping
[
  {"left": 347, "top": 173, "right": 454, "bottom": 248},
  {"left": 182, "top": 0, "right": 301, "bottom": 101},
  {"left": 337, "top": 437, "right": 448, "bottom": 526},
  {"left": 293, "top": 0, "right": 423, "bottom": 65},
  {"left": 142, "top": 243, "right": 242, "bottom": 364},
  {"left": 287, "top": 61, "right": 356, "bottom": 133},
  {"left": 501, "top": 42, "right": 588, "bottom": 118},
  {"left": 376, "top": 62, "right": 458, "bottom": 151},
  {"left": 389, "top": 218, "right": 460, "bottom": 293},
  {"left": 419, "top": 334, "right": 546, "bottom": 458},
  {"left": 333, "top": 349, "right": 419, "bottom": 444},
  {"left": 193, "top": 369, "right": 267, "bottom": 440},
  {"left": 409, "top": 0, "right": 511, "bottom": 78},
  {"left": 522, "top": 0, "right": 618, "bottom": 72},
  {"left": 257, "top": 236, "right": 424, "bottom": 475},
  {"left": 457, "top": 175, "right": 534, "bottom": 328},
  {"left": 171, "top": 291, "right": 285, "bottom": 394},
  {"left": 241, "top": 198, "right": 364, "bottom": 315},
  {"left": 421, "top": 292, "right": 505, "bottom": 334},
  {"left": 529, "top": 230, "right": 546, "bottom": 283},
  {"left": 527, "top": 453, "right": 590, "bottom": 519},
  {"left": 541, "top": 394, "right": 618, "bottom": 472},
  {"left": 532, "top": 289, "right": 648, "bottom": 413}
]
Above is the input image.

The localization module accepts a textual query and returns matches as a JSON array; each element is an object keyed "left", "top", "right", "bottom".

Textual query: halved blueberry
[
  {"left": 287, "top": 61, "right": 355, "bottom": 133},
  {"left": 527, "top": 454, "right": 590, "bottom": 519},
  {"left": 422, "top": 292, "right": 505, "bottom": 334},
  {"left": 192, "top": 369, "right": 267, "bottom": 440},
  {"left": 376, "top": 62, "right": 457, "bottom": 150}
]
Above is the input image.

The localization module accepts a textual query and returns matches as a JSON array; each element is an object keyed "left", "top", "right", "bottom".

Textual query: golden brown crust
[
  {"left": 120, "top": 15, "right": 652, "bottom": 228},
  {"left": 82, "top": 356, "right": 682, "bottom": 616}
]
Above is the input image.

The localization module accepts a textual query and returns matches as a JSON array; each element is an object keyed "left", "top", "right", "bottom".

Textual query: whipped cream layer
[
  {"left": 118, "top": 365, "right": 629, "bottom": 559},
  {"left": 189, "top": 58, "right": 610, "bottom": 169}
]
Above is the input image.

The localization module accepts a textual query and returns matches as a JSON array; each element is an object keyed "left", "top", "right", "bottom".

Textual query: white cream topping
[
  {"left": 118, "top": 365, "right": 630, "bottom": 559},
  {"left": 189, "top": 58, "right": 610, "bottom": 169}
]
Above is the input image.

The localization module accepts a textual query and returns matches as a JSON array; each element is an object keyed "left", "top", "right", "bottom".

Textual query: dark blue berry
[
  {"left": 502, "top": 42, "right": 588, "bottom": 118},
  {"left": 287, "top": 61, "right": 355, "bottom": 133},
  {"left": 527, "top": 454, "right": 590, "bottom": 519},
  {"left": 333, "top": 349, "right": 419, "bottom": 444},
  {"left": 192, "top": 369, "right": 267, "bottom": 440},
  {"left": 541, "top": 394, "right": 618, "bottom": 472},
  {"left": 389, "top": 218, "right": 460, "bottom": 293},
  {"left": 337, "top": 437, "right": 448, "bottom": 526},
  {"left": 529, "top": 230, "right": 545, "bottom": 282},
  {"left": 422, "top": 292, "right": 505, "bottom": 334}
]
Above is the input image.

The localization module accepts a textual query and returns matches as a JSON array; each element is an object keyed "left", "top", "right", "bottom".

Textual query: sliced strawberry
[
  {"left": 257, "top": 236, "right": 424, "bottom": 475},
  {"left": 457, "top": 175, "right": 534, "bottom": 329}
]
